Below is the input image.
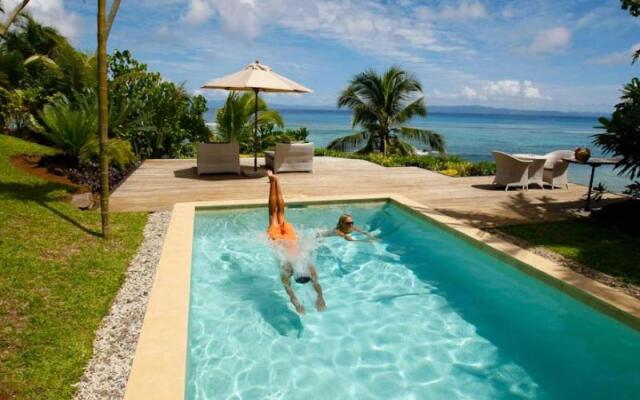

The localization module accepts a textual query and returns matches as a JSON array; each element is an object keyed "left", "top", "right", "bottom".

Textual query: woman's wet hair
[{"left": 336, "top": 214, "right": 352, "bottom": 230}]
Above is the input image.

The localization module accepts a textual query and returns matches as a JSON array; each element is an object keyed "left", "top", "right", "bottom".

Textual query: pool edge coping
[{"left": 123, "top": 194, "right": 640, "bottom": 400}]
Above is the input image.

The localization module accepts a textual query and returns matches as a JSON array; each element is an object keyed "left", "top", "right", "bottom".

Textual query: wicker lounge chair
[
  {"left": 197, "top": 142, "right": 241, "bottom": 175},
  {"left": 492, "top": 151, "right": 532, "bottom": 191},
  {"left": 265, "top": 143, "right": 314, "bottom": 173},
  {"left": 542, "top": 150, "right": 573, "bottom": 189}
]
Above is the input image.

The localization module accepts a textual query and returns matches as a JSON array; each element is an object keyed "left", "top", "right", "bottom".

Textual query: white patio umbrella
[{"left": 202, "top": 60, "right": 312, "bottom": 171}]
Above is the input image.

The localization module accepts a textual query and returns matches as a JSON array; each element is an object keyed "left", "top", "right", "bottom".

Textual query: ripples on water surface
[{"left": 187, "top": 203, "right": 640, "bottom": 399}]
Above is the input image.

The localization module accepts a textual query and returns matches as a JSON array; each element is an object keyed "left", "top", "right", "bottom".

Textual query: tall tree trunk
[
  {"left": 98, "top": 0, "right": 109, "bottom": 238},
  {"left": 382, "top": 130, "right": 388, "bottom": 157},
  {"left": 0, "top": 0, "right": 30, "bottom": 37}
]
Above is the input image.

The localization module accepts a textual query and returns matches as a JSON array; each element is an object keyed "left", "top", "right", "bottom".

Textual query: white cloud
[
  {"left": 521, "top": 81, "right": 543, "bottom": 99},
  {"left": 459, "top": 86, "right": 485, "bottom": 100},
  {"left": 181, "top": 0, "right": 466, "bottom": 65},
  {"left": 5, "top": 0, "right": 81, "bottom": 40},
  {"left": 416, "top": 1, "right": 488, "bottom": 21},
  {"left": 587, "top": 43, "right": 640, "bottom": 65},
  {"left": 501, "top": 5, "right": 515, "bottom": 19},
  {"left": 432, "top": 80, "right": 550, "bottom": 101},
  {"left": 184, "top": 0, "right": 215, "bottom": 26},
  {"left": 439, "top": 1, "right": 488, "bottom": 20},
  {"left": 528, "top": 26, "right": 571, "bottom": 54}
]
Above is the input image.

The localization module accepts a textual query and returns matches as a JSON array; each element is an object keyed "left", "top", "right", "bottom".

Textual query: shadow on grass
[{"left": 0, "top": 181, "right": 101, "bottom": 238}]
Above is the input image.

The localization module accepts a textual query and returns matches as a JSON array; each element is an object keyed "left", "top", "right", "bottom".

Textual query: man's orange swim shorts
[{"left": 267, "top": 221, "right": 297, "bottom": 241}]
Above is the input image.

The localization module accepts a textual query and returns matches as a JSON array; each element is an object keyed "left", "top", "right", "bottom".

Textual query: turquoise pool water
[{"left": 186, "top": 202, "right": 640, "bottom": 399}]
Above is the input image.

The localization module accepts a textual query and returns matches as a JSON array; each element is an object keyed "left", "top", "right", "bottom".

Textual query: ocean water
[
  {"left": 186, "top": 202, "right": 640, "bottom": 400},
  {"left": 277, "top": 109, "right": 630, "bottom": 193}
]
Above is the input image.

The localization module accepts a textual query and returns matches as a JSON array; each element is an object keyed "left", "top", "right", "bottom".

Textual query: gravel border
[
  {"left": 74, "top": 211, "right": 171, "bottom": 400},
  {"left": 487, "top": 228, "right": 640, "bottom": 300}
]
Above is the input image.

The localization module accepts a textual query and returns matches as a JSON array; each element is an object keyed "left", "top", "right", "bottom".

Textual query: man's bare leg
[
  {"left": 310, "top": 266, "right": 326, "bottom": 311},
  {"left": 267, "top": 170, "right": 286, "bottom": 224},
  {"left": 281, "top": 263, "right": 304, "bottom": 314},
  {"left": 268, "top": 171, "right": 280, "bottom": 227}
]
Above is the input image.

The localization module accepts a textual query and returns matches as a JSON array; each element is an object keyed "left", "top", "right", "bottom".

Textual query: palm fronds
[
  {"left": 215, "top": 91, "right": 283, "bottom": 143},
  {"left": 327, "top": 131, "right": 370, "bottom": 152},
  {"left": 31, "top": 94, "right": 98, "bottom": 157},
  {"left": 593, "top": 77, "right": 640, "bottom": 179},
  {"left": 398, "top": 127, "right": 445, "bottom": 153}
]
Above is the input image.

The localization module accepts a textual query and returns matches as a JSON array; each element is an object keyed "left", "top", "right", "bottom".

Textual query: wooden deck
[{"left": 110, "top": 157, "right": 621, "bottom": 227}]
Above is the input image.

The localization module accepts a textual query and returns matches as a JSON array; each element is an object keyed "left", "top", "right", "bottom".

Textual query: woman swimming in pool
[
  {"left": 334, "top": 213, "right": 376, "bottom": 241},
  {"left": 267, "top": 170, "right": 325, "bottom": 314}
]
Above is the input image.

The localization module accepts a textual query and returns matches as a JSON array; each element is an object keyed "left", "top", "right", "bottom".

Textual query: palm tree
[
  {"left": 594, "top": 77, "right": 640, "bottom": 179},
  {"left": 3, "top": 13, "right": 62, "bottom": 56},
  {"left": 0, "top": 0, "right": 30, "bottom": 37},
  {"left": 215, "top": 91, "right": 283, "bottom": 145},
  {"left": 328, "top": 67, "right": 444, "bottom": 156}
]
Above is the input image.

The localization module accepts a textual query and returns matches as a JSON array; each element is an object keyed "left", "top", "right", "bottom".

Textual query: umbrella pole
[{"left": 253, "top": 88, "right": 258, "bottom": 172}]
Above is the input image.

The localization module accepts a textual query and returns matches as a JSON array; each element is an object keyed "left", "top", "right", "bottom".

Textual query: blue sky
[{"left": 12, "top": 0, "right": 640, "bottom": 112}]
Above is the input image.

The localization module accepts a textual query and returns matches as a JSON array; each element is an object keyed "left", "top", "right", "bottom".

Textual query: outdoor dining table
[
  {"left": 563, "top": 157, "right": 620, "bottom": 211},
  {"left": 513, "top": 153, "right": 547, "bottom": 189}
]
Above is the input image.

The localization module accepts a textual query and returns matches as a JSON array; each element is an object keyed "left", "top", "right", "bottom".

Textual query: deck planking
[{"left": 110, "top": 157, "right": 622, "bottom": 227}]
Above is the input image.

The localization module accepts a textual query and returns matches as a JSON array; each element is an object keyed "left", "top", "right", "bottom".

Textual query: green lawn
[
  {"left": 0, "top": 134, "right": 147, "bottom": 399},
  {"left": 499, "top": 219, "right": 640, "bottom": 285}
]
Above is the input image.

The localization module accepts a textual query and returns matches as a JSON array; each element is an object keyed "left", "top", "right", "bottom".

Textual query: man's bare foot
[
  {"left": 316, "top": 297, "right": 326, "bottom": 312},
  {"left": 295, "top": 303, "right": 305, "bottom": 314}
]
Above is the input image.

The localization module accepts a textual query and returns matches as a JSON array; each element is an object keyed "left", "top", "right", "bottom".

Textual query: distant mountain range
[
  {"left": 426, "top": 105, "right": 605, "bottom": 118},
  {"left": 205, "top": 100, "right": 606, "bottom": 118}
]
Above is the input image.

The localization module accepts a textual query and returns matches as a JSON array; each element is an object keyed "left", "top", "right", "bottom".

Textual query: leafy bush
[
  {"left": 30, "top": 94, "right": 97, "bottom": 158},
  {"left": 214, "top": 91, "right": 284, "bottom": 154},
  {"left": 314, "top": 148, "right": 495, "bottom": 177},
  {"left": 1, "top": 15, "right": 211, "bottom": 161},
  {"left": 257, "top": 124, "right": 310, "bottom": 152},
  {"left": 623, "top": 180, "right": 640, "bottom": 198},
  {"left": 0, "top": 87, "right": 41, "bottom": 135},
  {"left": 109, "top": 50, "right": 210, "bottom": 159},
  {"left": 594, "top": 77, "right": 640, "bottom": 180},
  {"left": 79, "top": 138, "right": 136, "bottom": 171},
  {"left": 30, "top": 92, "right": 137, "bottom": 170}
]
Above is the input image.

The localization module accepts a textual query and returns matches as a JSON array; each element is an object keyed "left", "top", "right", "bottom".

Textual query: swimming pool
[{"left": 186, "top": 201, "right": 640, "bottom": 399}]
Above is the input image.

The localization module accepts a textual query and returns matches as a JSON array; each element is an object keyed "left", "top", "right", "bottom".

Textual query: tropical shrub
[
  {"left": 1, "top": 20, "right": 212, "bottom": 160},
  {"left": 79, "top": 138, "right": 136, "bottom": 171},
  {"left": 594, "top": 77, "right": 640, "bottom": 180},
  {"left": 624, "top": 181, "right": 640, "bottom": 198},
  {"left": 0, "top": 15, "right": 70, "bottom": 121},
  {"left": 257, "top": 124, "right": 309, "bottom": 151},
  {"left": 329, "top": 67, "right": 444, "bottom": 156},
  {"left": 30, "top": 92, "right": 136, "bottom": 169},
  {"left": 0, "top": 86, "right": 40, "bottom": 134},
  {"left": 314, "top": 148, "right": 494, "bottom": 177},
  {"left": 215, "top": 91, "right": 284, "bottom": 153},
  {"left": 108, "top": 50, "right": 210, "bottom": 158},
  {"left": 30, "top": 94, "right": 97, "bottom": 158}
]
